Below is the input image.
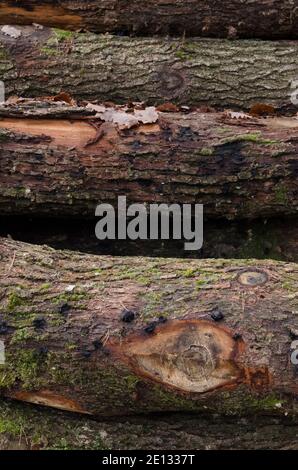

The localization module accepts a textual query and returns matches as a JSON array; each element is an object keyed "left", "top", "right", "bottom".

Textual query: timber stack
[{"left": 0, "top": 0, "right": 297, "bottom": 451}]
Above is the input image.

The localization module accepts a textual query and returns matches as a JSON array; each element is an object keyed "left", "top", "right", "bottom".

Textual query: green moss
[
  {"left": 0, "top": 418, "right": 23, "bottom": 436},
  {"left": 224, "top": 132, "right": 280, "bottom": 145},
  {"left": 125, "top": 375, "right": 140, "bottom": 393},
  {"left": 0, "top": 350, "right": 42, "bottom": 389},
  {"left": 181, "top": 268, "right": 198, "bottom": 278},
  {"left": 275, "top": 186, "right": 288, "bottom": 204},
  {"left": 199, "top": 147, "right": 214, "bottom": 156},
  {"left": 0, "top": 399, "right": 106, "bottom": 450},
  {"left": 11, "top": 328, "right": 34, "bottom": 344},
  {"left": 0, "top": 47, "right": 8, "bottom": 60},
  {"left": 40, "top": 283, "right": 51, "bottom": 291},
  {"left": 53, "top": 28, "right": 74, "bottom": 41},
  {"left": 7, "top": 292, "right": 25, "bottom": 312},
  {"left": 248, "top": 395, "right": 284, "bottom": 412},
  {"left": 40, "top": 46, "right": 58, "bottom": 56}
]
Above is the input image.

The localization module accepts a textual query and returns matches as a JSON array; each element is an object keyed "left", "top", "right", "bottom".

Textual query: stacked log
[
  {"left": 0, "top": 238, "right": 297, "bottom": 417},
  {"left": 0, "top": 102, "right": 297, "bottom": 220},
  {"left": 0, "top": 26, "right": 297, "bottom": 110},
  {"left": 0, "top": 1, "right": 297, "bottom": 39}
]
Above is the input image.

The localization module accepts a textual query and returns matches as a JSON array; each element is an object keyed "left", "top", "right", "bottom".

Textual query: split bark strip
[
  {"left": 0, "top": 0, "right": 297, "bottom": 39},
  {"left": 0, "top": 103, "right": 298, "bottom": 220},
  {"left": 1, "top": 26, "right": 298, "bottom": 110},
  {"left": 0, "top": 238, "right": 297, "bottom": 417},
  {"left": 1, "top": 399, "right": 298, "bottom": 450}
]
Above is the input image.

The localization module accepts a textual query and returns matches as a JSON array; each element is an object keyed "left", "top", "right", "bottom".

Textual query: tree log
[
  {"left": 1, "top": 26, "right": 298, "bottom": 110},
  {"left": 0, "top": 103, "right": 298, "bottom": 220},
  {"left": 1, "top": 216, "right": 298, "bottom": 263},
  {"left": 0, "top": 237, "right": 297, "bottom": 417},
  {"left": 0, "top": 399, "right": 298, "bottom": 450},
  {"left": 0, "top": 1, "right": 297, "bottom": 39}
]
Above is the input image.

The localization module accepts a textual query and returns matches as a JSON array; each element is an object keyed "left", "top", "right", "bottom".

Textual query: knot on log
[
  {"left": 237, "top": 269, "right": 269, "bottom": 287},
  {"left": 113, "top": 320, "right": 244, "bottom": 393}
]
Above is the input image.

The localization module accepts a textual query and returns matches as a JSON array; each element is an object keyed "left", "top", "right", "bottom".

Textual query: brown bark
[
  {"left": 0, "top": 1, "right": 297, "bottom": 39},
  {"left": 0, "top": 237, "right": 297, "bottom": 417},
  {"left": 0, "top": 399, "right": 298, "bottom": 450},
  {"left": 0, "top": 102, "right": 298, "bottom": 220},
  {"left": 1, "top": 26, "right": 298, "bottom": 110}
]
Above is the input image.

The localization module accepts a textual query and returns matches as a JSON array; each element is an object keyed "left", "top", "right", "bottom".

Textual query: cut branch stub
[
  {"left": 111, "top": 320, "right": 244, "bottom": 393},
  {"left": 237, "top": 269, "right": 269, "bottom": 287}
]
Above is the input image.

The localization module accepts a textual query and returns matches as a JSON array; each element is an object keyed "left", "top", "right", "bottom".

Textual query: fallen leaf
[
  {"left": 224, "top": 110, "right": 253, "bottom": 120},
  {"left": 1, "top": 26, "right": 22, "bottom": 39},
  {"left": 157, "top": 102, "right": 179, "bottom": 113},
  {"left": 250, "top": 103, "right": 275, "bottom": 117}
]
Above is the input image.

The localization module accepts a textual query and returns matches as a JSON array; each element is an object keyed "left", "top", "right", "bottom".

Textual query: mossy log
[
  {"left": 0, "top": 237, "right": 297, "bottom": 417},
  {"left": 0, "top": 1, "right": 297, "bottom": 39},
  {"left": 1, "top": 26, "right": 298, "bottom": 110},
  {"left": 0, "top": 399, "right": 298, "bottom": 450},
  {"left": 0, "top": 103, "right": 298, "bottom": 220}
]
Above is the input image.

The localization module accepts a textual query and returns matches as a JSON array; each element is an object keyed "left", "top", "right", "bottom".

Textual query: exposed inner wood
[{"left": 110, "top": 320, "right": 244, "bottom": 393}]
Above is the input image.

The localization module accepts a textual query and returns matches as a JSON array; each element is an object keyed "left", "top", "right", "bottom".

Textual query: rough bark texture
[
  {"left": 1, "top": 26, "right": 298, "bottom": 110},
  {"left": 0, "top": 238, "right": 297, "bottom": 417},
  {"left": 0, "top": 399, "right": 298, "bottom": 450},
  {"left": 0, "top": 1, "right": 297, "bottom": 39},
  {"left": 1, "top": 216, "right": 298, "bottom": 263},
  {"left": 0, "top": 103, "right": 298, "bottom": 220}
]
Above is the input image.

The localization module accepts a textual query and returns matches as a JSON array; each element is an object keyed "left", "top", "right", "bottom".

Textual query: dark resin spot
[
  {"left": 121, "top": 310, "right": 135, "bottom": 323},
  {"left": 211, "top": 309, "right": 224, "bottom": 322},
  {"left": 32, "top": 317, "right": 46, "bottom": 330}
]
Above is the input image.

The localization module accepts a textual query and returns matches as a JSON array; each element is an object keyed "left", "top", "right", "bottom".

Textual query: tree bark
[
  {"left": 1, "top": 216, "right": 298, "bottom": 263},
  {"left": 0, "top": 1, "right": 297, "bottom": 39},
  {"left": 0, "top": 238, "right": 297, "bottom": 417},
  {"left": 0, "top": 399, "right": 298, "bottom": 450},
  {"left": 1, "top": 26, "right": 298, "bottom": 110},
  {"left": 0, "top": 102, "right": 298, "bottom": 220}
]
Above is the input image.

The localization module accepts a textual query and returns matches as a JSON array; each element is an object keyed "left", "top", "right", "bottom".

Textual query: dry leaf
[
  {"left": 1, "top": 26, "right": 22, "bottom": 39},
  {"left": 224, "top": 111, "right": 253, "bottom": 120},
  {"left": 86, "top": 103, "right": 158, "bottom": 129}
]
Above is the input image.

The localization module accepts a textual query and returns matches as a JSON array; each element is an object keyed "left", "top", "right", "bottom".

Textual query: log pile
[{"left": 0, "top": 0, "right": 297, "bottom": 451}]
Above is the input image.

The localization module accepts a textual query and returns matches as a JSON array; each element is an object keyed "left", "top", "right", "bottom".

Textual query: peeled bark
[
  {"left": 1, "top": 26, "right": 298, "bottom": 110},
  {"left": 0, "top": 399, "right": 298, "bottom": 450},
  {"left": 0, "top": 238, "right": 297, "bottom": 417},
  {"left": 0, "top": 103, "right": 298, "bottom": 220},
  {"left": 0, "top": 1, "right": 297, "bottom": 39}
]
